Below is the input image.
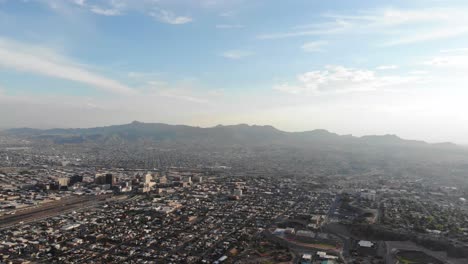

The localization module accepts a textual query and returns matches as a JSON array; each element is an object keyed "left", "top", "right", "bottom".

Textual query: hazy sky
[{"left": 1, "top": 0, "right": 468, "bottom": 143}]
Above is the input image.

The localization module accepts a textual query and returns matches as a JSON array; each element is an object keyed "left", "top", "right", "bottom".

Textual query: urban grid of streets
[{"left": 1, "top": 142, "right": 468, "bottom": 264}]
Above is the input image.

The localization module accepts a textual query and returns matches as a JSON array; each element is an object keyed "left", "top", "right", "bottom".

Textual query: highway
[{"left": 0, "top": 194, "right": 112, "bottom": 230}]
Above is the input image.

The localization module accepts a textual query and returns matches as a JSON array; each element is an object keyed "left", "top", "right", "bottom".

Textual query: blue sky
[{"left": 1, "top": 0, "right": 468, "bottom": 143}]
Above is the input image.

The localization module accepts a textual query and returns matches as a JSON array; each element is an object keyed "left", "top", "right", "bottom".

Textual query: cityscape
[
  {"left": 0, "top": 123, "right": 468, "bottom": 264},
  {"left": 2, "top": 0, "right": 468, "bottom": 263}
]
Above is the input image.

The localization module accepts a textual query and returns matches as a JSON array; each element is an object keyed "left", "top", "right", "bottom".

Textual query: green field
[{"left": 396, "top": 250, "right": 443, "bottom": 264}]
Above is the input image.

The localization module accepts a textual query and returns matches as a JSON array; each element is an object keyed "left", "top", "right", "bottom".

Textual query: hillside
[{"left": 3, "top": 121, "right": 458, "bottom": 149}]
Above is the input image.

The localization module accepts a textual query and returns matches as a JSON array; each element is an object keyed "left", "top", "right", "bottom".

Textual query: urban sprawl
[{"left": 0, "top": 137, "right": 468, "bottom": 264}]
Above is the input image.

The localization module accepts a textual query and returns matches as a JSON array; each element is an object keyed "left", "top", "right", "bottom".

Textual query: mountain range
[
  {"left": 4, "top": 121, "right": 468, "bottom": 186},
  {"left": 4, "top": 121, "right": 458, "bottom": 149}
]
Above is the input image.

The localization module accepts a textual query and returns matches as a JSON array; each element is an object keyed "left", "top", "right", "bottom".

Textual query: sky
[{"left": 1, "top": 0, "right": 468, "bottom": 143}]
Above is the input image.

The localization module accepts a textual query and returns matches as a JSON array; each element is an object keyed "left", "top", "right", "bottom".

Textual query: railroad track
[{"left": 0, "top": 195, "right": 111, "bottom": 229}]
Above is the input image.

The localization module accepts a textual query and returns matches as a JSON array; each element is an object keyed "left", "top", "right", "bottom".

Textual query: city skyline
[{"left": 1, "top": 0, "right": 468, "bottom": 143}]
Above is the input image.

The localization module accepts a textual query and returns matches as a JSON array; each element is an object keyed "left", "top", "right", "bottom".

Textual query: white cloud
[
  {"left": 146, "top": 80, "right": 167, "bottom": 87},
  {"left": 72, "top": 0, "right": 86, "bottom": 6},
  {"left": 90, "top": 6, "right": 121, "bottom": 16},
  {"left": 221, "top": 50, "right": 252, "bottom": 60},
  {"left": 301, "top": 41, "right": 327, "bottom": 52},
  {"left": 257, "top": 23, "right": 346, "bottom": 39},
  {"left": 219, "top": 11, "right": 236, "bottom": 17},
  {"left": 215, "top": 24, "right": 244, "bottom": 29},
  {"left": 157, "top": 89, "right": 208, "bottom": 103},
  {"left": 33, "top": 0, "right": 127, "bottom": 17},
  {"left": 409, "top": 70, "right": 428, "bottom": 75},
  {"left": 322, "top": 8, "right": 453, "bottom": 27},
  {"left": 0, "top": 79, "right": 225, "bottom": 129},
  {"left": 127, "top": 71, "right": 163, "bottom": 80},
  {"left": 421, "top": 50, "right": 468, "bottom": 73},
  {"left": 440, "top": 47, "right": 468, "bottom": 53},
  {"left": 150, "top": 9, "right": 192, "bottom": 24},
  {"left": 130, "top": 73, "right": 217, "bottom": 104},
  {"left": 376, "top": 65, "right": 398, "bottom": 70},
  {"left": 274, "top": 65, "right": 418, "bottom": 95},
  {"left": 258, "top": 7, "right": 468, "bottom": 45},
  {"left": 424, "top": 54, "right": 468, "bottom": 68},
  {"left": 0, "top": 37, "right": 135, "bottom": 95},
  {"left": 421, "top": 48, "right": 468, "bottom": 70},
  {"left": 383, "top": 26, "right": 468, "bottom": 46},
  {"left": 65, "top": 0, "right": 193, "bottom": 24}
]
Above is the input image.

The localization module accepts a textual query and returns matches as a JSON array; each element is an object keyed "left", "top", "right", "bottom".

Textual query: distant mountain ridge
[{"left": 4, "top": 121, "right": 457, "bottom": 149}]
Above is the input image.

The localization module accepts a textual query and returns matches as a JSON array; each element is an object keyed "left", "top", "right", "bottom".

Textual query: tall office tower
[
  {"left": 95, "top": 173, "right": 106, "bottom": 184},
  {"left": 105, "top": 173, "right": 116, "bottom": 185}
]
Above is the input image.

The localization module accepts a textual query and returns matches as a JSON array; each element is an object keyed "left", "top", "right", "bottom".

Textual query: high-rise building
[
  {"left": 193, "top": 175, "right": 203, "bottom": 183},
  {"left": 95, "top": 173, "right": 106, "bottom": 184},
  {"left": 144, "top": 173, "right": 153, "bottom": 184},
  {"left": 183, "top": 176, "right": 192, "bottom": 183},
  {"left": 105, "top": 173, "right": 116, "bottom": 186},
  {"left": 70, "top": 175, "right": 83, "bottom": 185}
]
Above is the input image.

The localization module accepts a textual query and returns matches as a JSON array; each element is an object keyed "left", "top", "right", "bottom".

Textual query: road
[
  {"left": 326, "top": 194, "right": 341, "bottom": 224},
  {"left": 0, "top": 194, "right": 111, "bottom": 229}
]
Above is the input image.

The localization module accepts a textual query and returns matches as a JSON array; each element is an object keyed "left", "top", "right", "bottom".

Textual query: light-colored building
[
  {"left": 360, "top": 190, "right": 376, "bottom": 201},
  {"left": 58, "top": 177, "right": 70, "bottom": 187},
  {"left": 159, "top": 176, "right": 168, "bottom": 184},
  {"left": 144, "top": 173, "right": 153, "bottom": 184}
]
